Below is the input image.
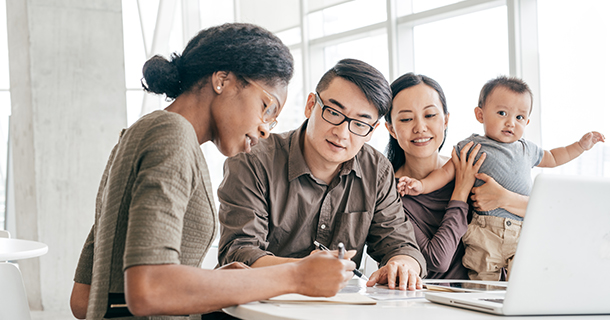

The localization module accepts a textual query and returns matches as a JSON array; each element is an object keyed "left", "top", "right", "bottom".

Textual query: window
[
  {"left": 412, "top": 6, "right": 509, "bottom": 154},
  {"left": 119, "top": 0, "right": 610, "bottom": 203},
  {"left": 537, "top": 0, "right": 610, "bottom": 177},
  {"left": 308, "top": 0, "right": 387, "bottom": 39}
]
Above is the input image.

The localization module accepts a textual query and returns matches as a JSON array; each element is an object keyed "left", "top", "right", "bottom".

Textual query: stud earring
[{"left": 217, "top": 86, "right": 221, "bottom": 90}]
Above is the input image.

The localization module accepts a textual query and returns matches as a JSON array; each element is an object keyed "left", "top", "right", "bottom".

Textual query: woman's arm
[
  {"left": 123, "top": 251, "right": 355, "bottom": 317},
  {"left": 70, "top": 282, "right": 90, "bottom": 319},
  {"left": 470, "top": 173, "right": 529, "bottom": 217},
  {"left": 409, "top": 200, "right": 469, "bottom": 273}
]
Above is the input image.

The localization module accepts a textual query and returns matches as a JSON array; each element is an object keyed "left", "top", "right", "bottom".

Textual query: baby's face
[{"left": 475, "top": 86, "right": 531, "bottom": 143}]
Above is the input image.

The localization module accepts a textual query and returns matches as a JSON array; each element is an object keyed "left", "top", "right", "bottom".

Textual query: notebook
[
  {"left": 425, "top": 174, "right": 610, "bottom": 315},
  {"left": 261, "top": 293, "right": 376, "bottom": 305}
]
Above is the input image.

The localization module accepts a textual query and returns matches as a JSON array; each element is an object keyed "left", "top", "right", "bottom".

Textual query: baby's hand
[
  {"left": 579, "top": 131, "right": 605, "bottom": 151},
  {"left": 397, "top": 176, "right": 424, "bottom": 196}
]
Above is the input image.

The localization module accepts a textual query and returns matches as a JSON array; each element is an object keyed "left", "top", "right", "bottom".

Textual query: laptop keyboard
[{"left": 481, "top": 298, "right": 504, "bottom": 304}]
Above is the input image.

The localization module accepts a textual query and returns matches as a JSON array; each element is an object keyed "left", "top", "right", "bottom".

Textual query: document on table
[
  {"left": 261, "top": 293, "right": 377, "bottom": 305},
  {"left": 361, "top": 285, "right": 425, "bottom": 300},
  {"left": 336, "top": 282, "right": 425, "bottom": 301}
]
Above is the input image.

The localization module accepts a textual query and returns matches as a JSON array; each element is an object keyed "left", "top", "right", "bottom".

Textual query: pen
[
  {"left": 313, "top": 241, "right": 370, "bottom": 281},
  {"left": 337, "top": 242, "right": 345, "bottom": 259}
]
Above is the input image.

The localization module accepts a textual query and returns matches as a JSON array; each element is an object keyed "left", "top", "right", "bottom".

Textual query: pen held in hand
[
  {"left": 312, "top": 241, "right": 369, "bottom": 281},
  {"left": 337, "top": 242, "right": 345, "bottom": 260}
]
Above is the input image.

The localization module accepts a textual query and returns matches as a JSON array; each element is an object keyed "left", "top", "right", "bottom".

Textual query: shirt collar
[{"left": 287, "top": 120, "right": 363, "bottom": 182}]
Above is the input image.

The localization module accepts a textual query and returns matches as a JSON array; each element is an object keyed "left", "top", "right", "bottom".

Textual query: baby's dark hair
[
  {"left": 315, "top": 59, "right": 391, "bottom": 120},
  {"left": 141, "top": 23, "right": 293, "bottom": 99},
  {"left": 478, "top": 76, "right": 533, "bottom": 113}
]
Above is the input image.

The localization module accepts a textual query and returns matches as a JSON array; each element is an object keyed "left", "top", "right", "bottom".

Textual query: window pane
[
  {"left": 126, "top": 90, "right": 143, "bottom": 126},
  {"left": 200, "top": 0, "right": 234, "bottom": 29},
  {"left": 0, "top": 0, "right": 8, "bottom": 227},
  {"left": 411, "top": 6, "right": 509, "bottom": 155},
  {"left": 276, "top": 27, "right": 302, "bottom": 47},
  {"left": 308, "top": 0, "right": 386, "bottom": 39},
  {"left": 122, "top": 0, "right": 147, "bottom": 89},
  {"left": 276, "top": 49, "right": 305, "bottom": 133},
  {"left": 322, "top": 33, "right": 389, "bottom": 82},
  {"left": 538, "top": 0, "right": 610, "bottom": 177},
  {"left": 308, "top": 0, "right": 350, "bottom": 12},
  {"left": 397, "top": 0, "right": 464, "bottom": 16}
]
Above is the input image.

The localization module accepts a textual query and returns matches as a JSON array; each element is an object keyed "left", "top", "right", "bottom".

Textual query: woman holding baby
[{"left": 384, "top": 73, "right": 527, "bottom": 279}]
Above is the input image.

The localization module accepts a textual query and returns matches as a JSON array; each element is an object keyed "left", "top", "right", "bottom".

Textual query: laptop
[{"left": 425, "top": 174, "right": 610, "bottom": 315}]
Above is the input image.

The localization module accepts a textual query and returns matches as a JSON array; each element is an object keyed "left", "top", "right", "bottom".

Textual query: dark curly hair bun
[
  {"left": 141, "top": 23, "right": 293, "bottom": 101},
  {"left": 141, "top": 54, "right": 182, "bottom": 99}
]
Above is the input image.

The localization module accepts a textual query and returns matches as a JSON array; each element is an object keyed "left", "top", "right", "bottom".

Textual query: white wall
[{"left": 6, "top": 0, "right": 127, "bottom": 312}]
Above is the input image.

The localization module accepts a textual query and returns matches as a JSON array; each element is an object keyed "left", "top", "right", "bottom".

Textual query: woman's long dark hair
[{"left": 385, "top": 73, "right": 449, "bottom": 172}]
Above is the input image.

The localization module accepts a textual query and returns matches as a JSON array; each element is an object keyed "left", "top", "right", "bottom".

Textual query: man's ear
[
  {"left": 363, "top": 122, "right": 380, "bottom": 142},
  {"left": 385, "top": 122, "right": 397, "bottom": 140},
  {"left": 304, "top": 93, "right": 316, "bottom": 119},
  {"left": 474, "top": 107, "right": 484, "bottom": 124}
]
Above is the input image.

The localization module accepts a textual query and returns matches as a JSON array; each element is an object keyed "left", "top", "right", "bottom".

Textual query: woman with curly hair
[{"left": 70, "top": 23, "right": 354, "bottom": 320}]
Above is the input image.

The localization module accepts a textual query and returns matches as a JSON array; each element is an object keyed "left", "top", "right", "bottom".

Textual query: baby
[{"left": 398, "top": 76, "right": 605, "bottom": 280}]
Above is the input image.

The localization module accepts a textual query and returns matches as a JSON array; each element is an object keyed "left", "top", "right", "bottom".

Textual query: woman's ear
[
  {"left": 385, "top": 122, "right": 397, "bottom": 140},
  {"left": 444, "top": 112, "right": 450, "bottom": 129},
  {"left": 211, "top": 71, "right": 230, "bottom": 93}
]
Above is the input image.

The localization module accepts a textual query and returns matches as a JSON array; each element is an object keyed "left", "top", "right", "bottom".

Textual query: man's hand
[{"left": 366, "top": 255, "right": 422, "bottom": 291}]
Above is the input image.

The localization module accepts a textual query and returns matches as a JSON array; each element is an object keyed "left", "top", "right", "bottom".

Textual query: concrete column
[{"left": 6, "top": 0, "right": 127, "bottom": 312}]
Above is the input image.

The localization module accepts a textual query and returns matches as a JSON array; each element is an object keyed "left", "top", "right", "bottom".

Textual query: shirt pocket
[{"left": 334, "top": 211, "right": 372, "bottom": 249}]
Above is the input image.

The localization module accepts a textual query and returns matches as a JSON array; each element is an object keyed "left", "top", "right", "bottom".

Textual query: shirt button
[
  {"left": 320, "top": 224, "right": 326, "bottom": 229},
  {"left": 506, "top": 221, "right": 512, "bottom": 226}
]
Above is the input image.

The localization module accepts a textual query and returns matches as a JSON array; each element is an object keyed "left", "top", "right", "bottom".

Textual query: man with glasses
[{"left": 218, "top": 59, "right": 427, "bottom": 290}]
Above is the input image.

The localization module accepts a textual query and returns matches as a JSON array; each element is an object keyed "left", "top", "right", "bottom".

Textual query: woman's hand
[
  {"left": 294, "top": 251, "right": 356, "bottom": 297},
  {"left": 471, "top": 173, "right": 529, "bottom": 217},
  {"left": 450, "top": 141, "right": 486, "bottom": 202}
]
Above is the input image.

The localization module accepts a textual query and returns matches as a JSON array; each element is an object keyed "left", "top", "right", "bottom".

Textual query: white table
[
  {"left": 224, "top": 280, "right": 610, "bottom": 320},
  {"left": 0, "top": 238, "right": 48, "bottom": 320},
  {"left": 0, "top": 238, "right": 48, "bottom": 260}
]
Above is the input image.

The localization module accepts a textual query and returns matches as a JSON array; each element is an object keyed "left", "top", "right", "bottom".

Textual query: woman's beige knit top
[{"left": 75, "top": 111, "right": 217, "bottom": 320}]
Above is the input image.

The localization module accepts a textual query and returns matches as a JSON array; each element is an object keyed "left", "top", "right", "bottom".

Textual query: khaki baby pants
[{"left": 462, "top": 213, "right": 522, "bottom": 281}]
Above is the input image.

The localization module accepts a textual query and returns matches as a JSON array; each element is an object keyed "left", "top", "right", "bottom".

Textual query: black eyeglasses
[{"left": 314, "top": 92, "right": 376, "bottom": 137}]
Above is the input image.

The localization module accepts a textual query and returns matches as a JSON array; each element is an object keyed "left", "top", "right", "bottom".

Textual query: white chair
[
  {"left": 0, "top": 230, "right": 31, "bottom": 319},
  {"left": 0, "top": 262, "right": 32, "bottom": 320}
]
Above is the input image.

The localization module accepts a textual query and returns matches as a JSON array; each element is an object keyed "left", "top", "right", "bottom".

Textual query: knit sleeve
[{"left": 123, "top": 116, "right": 198, "bottom": 269}]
